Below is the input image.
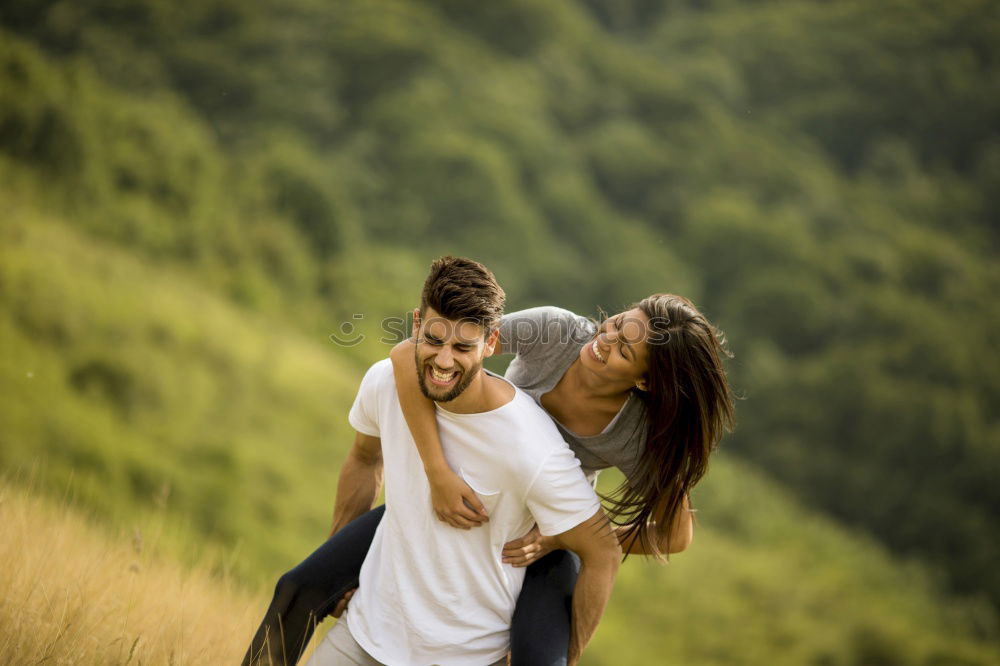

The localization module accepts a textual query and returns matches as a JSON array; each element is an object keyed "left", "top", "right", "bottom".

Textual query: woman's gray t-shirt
[{"left": 499, "top": 306, "right": 648, "bottom": 485}]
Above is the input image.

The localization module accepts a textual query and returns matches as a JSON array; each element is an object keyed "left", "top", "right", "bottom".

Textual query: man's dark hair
[{"left": 420, "top": 256, "right": 505, "bottom": 332}]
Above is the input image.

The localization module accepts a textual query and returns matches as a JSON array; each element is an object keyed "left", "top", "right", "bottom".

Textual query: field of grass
[
  {"left": 0, "top": 478, "right": 269, "bottom": 665},
  {"left": 4, "top": 466, "right": 997, "bottom": 666}
]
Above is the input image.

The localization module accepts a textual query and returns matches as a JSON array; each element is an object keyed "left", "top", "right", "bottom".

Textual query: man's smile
[{"left": 427, "top": 365, "right": 459, "bottom": 386}]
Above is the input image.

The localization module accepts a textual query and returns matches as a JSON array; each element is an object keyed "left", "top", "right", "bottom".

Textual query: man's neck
[{"left": 438, "top": 372, "right": 514, "bottom": 414}]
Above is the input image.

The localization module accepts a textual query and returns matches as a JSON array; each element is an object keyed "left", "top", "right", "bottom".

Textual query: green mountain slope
[{"left": 2, "top": 0, "right": 998, "bottom": 629}]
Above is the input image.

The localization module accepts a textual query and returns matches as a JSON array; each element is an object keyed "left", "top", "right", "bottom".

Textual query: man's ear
[{"left": 484, "top": 326, "right": 501, "bottom": 357}]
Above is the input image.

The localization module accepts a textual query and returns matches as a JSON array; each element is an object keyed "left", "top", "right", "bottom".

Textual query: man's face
[{"left": 413, "top": 306, "right": 497, "bottom": 403}]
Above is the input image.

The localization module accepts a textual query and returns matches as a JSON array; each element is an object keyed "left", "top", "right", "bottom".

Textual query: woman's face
[{"left": 579, "top": 307, "right": 652, "bottom": 389}]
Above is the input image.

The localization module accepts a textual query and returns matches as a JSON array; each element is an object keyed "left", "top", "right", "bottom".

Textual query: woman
[{"left": 243, "top": 294, "right": 734, "bottom": 666}]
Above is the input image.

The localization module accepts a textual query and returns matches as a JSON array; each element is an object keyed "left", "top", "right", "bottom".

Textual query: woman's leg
[
  {"left": 509, "top": 549, "right": 581, "bottom": 666},
  {"left": 242, "top": 505, "right": 385, "bottom": 666}
]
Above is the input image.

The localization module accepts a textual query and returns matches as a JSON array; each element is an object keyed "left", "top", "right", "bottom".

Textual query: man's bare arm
[
  {"left": 548, "top": 509, "right": 622, "bottom": 666},
  {"left": 330, "top": 432, "right": 384, "bottom": 536}
]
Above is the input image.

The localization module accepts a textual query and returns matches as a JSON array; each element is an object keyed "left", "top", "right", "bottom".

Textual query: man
[{"left": 307, "top": 256, "right": 620, "bottom": 665}]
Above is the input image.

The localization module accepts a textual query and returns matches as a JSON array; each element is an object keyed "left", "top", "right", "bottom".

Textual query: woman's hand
[
  {"left": 428, "top": 466, "right": 489, "bottom": 529},
  {"left": 502, "top": 525, "right": 554, "bottom": 567}
]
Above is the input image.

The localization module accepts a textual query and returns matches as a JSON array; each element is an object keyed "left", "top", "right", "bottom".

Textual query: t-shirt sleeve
[
  {"left": 524, "top": 446, "right": 602, "bottom": 537},
  {"left": 347, "top": 360, "right": 389, "bottom": 437},
  {"left": 499, "top": 306, "right": 591, "bottom": 358}
]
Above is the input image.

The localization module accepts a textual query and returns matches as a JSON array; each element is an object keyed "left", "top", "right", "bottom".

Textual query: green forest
[{"left": 1, "top": 0, "right": 998, "bottom": 663}]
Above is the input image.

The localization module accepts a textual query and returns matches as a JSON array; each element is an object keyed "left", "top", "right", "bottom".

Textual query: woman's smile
[{"left": 589, "top": 339, "right": 607, "bottom": 364}]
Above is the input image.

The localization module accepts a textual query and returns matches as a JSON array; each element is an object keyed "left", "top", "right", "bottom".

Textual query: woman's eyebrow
[{"left": 616, "top": 316, "right": 639, "bottom": 357}]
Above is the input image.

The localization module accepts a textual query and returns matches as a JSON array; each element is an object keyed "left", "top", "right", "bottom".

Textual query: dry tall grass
[{"left": 0, "top": 480, "right": 269, "bottom": 665}]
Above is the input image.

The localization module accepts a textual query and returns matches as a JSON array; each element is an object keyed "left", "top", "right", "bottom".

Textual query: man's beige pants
[{"left": 306, "top": 620, "right": 508, "bottom": 666}]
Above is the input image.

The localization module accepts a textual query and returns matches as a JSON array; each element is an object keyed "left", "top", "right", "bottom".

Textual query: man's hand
[
  {"left": 331, "top": 588, "right": 356, "bottom": 618},
  {"left": 501, "top": 525, "right": 555, "bottom": 567},
  {"left": 428, "top": 466, "right": 489, "bottom": 529}
]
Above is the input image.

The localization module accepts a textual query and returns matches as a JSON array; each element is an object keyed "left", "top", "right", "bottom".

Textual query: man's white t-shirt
[{"left": 344, "top": 359, "right": 601, "bottom": 666}]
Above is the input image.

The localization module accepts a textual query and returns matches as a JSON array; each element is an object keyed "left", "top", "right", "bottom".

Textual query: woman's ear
[
  {"left": 411, "top": 308, "right": 422, "bottom": 340},
  {"left": 635, "top": 375, "right": 649, "bottom": 392}
]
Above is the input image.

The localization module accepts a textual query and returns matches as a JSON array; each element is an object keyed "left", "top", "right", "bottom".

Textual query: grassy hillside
[
  {"left": 0, "top": 207, "right": 364, "bottom": 578},
  {"left": 2, "top": 205, "right": 998, "bottom": 663},
  {"left": 2, "top": 0, "right": 999, "bottom": 660},
  {"left": 595, "top": 461, "right": 999, "bottom": 665},
  {"left": 2, "top": 0, "right": 997, "bottom": 609},
  {"left": 3, "top": 464, "right": 997, "bottom": 665}
]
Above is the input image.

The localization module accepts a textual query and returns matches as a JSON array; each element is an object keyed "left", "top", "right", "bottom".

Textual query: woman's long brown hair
[{"left": 603, "top": 293, "right": 735, "bottom": 558}]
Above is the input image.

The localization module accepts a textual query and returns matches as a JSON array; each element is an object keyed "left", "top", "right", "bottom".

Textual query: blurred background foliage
[{"left": 1, "top": 0, "right": 998, "bottom": 662}]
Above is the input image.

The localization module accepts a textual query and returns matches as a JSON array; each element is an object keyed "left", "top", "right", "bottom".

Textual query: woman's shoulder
[
  {"left": 500, "top": 306, "right": 594, "bottom": 357},
  {"left": 571, "top": 395, "right": 649, "bottom": 473},
  {"left": 501, "top": 305, "right": 583, "bottom": 328}
]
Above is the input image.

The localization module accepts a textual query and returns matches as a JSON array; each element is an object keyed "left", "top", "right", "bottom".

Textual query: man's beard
[{"left": 415, "top": 353, "right": 482, "bottom": 403}]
